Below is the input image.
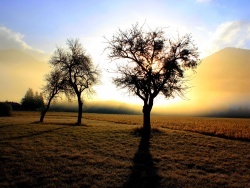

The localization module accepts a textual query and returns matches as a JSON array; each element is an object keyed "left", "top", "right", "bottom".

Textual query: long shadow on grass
[
  {"left": 123, "top": 132, "right": 162, "bottom": 188},
  {"left": 0, "top": 124, "right": 24, "bottom": 129},
  {"left": 0, "top": 127, "right": 67, "bottom": 142},
  {"left": 35, "top": 121, "right": 89, "bottom": 127}
]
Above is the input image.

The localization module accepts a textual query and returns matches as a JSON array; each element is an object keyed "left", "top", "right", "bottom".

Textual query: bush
[{"left": 0, "top": 102, "right": 12, "bottom": 116}]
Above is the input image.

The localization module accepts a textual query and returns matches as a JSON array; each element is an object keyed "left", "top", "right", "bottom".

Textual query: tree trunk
[
  {"left": 39, "top": 97, "right": 52, "bottom": 122},
  {"left": 142, "top": 104, "right": 152, "bottom": 139},
  {"left": 76, "top": 96, "right": 83, "bottom": 125},
  {"left": 40, "top": 110, "right": 46, "bottom": 123}
]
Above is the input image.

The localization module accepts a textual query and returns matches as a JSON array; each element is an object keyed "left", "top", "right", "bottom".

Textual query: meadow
[
  {"left": 0, "top": 112, "right": 249, "bottom": 187},
  {"left": 84, "top": 113, "right": 250, "bottom": 141}
]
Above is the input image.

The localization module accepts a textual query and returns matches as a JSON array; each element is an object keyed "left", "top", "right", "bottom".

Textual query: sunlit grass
[
  {"left": 84, "top": 113, "right": 250, "bottom": 141},
  {"left": 0, "top": 112, "right": 249, "bottom": 187}
]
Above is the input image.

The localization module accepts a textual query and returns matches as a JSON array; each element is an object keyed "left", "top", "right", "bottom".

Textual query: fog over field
[{"left": 0, "top": 47, "right": 250, "bottom": 117}]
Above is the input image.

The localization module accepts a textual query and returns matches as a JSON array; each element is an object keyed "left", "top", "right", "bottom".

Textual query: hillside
[
  {"left": 196, "top": 47, "right": 250, "bottom": 93},
  {"left": 0, "top": 49, "right": 49, "bottom": 102},
  {"left": 0, "top": 49, "right": 40, "bottom": 64},
  {"left": 182, "top": 47, "right": 250, "bottom": 116}
]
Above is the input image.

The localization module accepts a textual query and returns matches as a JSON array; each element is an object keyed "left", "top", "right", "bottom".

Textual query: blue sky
[
  {"left": 1, "top": 0, "right": 250, "bottom": 109},
  {"left": 1, "top": 0, "right": 250, "bottom": 54}
]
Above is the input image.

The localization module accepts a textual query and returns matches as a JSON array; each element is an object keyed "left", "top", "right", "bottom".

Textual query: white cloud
[
  {"left": 204, "top": 21, "right": 250, "bottom": 55},
  {"left": 0, "top": 26, "right": 31, "bottom": 50},
  {"left": 0, "top": 26, "right": 50, "bottom": 61}
]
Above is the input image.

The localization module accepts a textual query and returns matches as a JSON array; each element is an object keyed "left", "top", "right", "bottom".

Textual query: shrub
[{"left": 0, "top": 102, "right": 12, "bottom": 116}]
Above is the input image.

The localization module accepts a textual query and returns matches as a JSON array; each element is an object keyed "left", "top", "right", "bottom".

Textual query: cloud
[
  {"left": 0, "top": 26, "right": 49, "bottom": 61},
  {"left": 208, "top": 21, "right": 250, "bottom": 53},
  {"left": 0, "top": 26, "right": 31, "bottom": 50}
]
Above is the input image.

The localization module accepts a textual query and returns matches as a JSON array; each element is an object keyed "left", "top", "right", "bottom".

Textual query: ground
[{"left": 0, "top": 112, "right": 249, "bottom": 187}]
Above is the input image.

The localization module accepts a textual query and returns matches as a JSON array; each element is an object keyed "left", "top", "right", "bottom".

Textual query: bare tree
[
  {"left": 40, "top": 69, "right": 66, "bottom": 122},
  {"left": 106, "top": 24, "right": 200, "bottom": 138},
  {"left": 50, "top": 39, "right": 99, "bottom": 125}
]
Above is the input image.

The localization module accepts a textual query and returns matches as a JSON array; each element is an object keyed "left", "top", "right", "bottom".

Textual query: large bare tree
[
  {"left": 106, "top": 24, "right": 200, "bottom": 138},
  {"left": 50, "top": 39, "right": 100, "bottom": 125}
]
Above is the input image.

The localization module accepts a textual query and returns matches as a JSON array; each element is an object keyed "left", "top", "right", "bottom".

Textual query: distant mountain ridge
[
  {"left": 196, "top": 47, "right": 250, "bottom": 91},
  {"left": 189, "top": 47, "right": 250, "bottom": 117},
  {"left": 0, "top": 49, "right": 44, "bottom": 66},
  {"left": 0, "top": 49, "right": 49, "bottom": 102},
  {"left": 203, "top": 47, "right": 250, "bottom": 69}
]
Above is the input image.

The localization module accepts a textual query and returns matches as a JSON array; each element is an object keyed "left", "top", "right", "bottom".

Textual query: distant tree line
[
  {"left": 21, "top": 88, "right": 44, "bottom": 111},
  {"left": 4, "top": 101, "right": 21, "bottom": 111},
  {"left": 206, "top": 106, "right": 250, "bottom": 118},
  {"left": 0, "top": 88, "right": 44, "bottom": 115}
]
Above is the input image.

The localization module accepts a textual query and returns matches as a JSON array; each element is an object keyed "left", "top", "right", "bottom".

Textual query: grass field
[
  {"left": 0, "top": 112, "right": 249, "bottom": 187},
  {"left": 84, "top": 113, "right": 250, "bottom": 141}
]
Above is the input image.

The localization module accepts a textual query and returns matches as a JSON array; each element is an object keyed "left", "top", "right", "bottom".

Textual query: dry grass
[
  {"left": 0, "top": 112, "right": 249, "bottom": 187},
  {"left": 84, "top": 113, "right": 250, "bottom": 141}
]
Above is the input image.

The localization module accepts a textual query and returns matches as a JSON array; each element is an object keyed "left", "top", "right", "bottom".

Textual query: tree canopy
[
  {"left": 106, "top": 24, "right": 200, "bottom": 137},
  {"left": 48, "top": 39, "right": 100, "bottom": 125}
]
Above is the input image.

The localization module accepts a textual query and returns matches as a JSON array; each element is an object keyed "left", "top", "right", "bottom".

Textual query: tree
[
  {"left": 50, "top": 39, "right": 99, "bottom": 125},
  {"left": 21, "top": 88, "right": 44, "bottom": 111},
  {"left": 34, "top": 91, "right": 45, "bottom": 110},
  {"left": 106, "top": 24, "right": 200, "bottom": 138},
  {"left": 40, "top": 69, "right": 66, "bottom": 122},
  {"left": 21, "top": 88, "right": 34, "bottom": 110}
]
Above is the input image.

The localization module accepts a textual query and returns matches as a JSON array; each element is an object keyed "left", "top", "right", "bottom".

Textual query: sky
[{"left": 1, "top": 0, "right": 250, "bottom": 114}]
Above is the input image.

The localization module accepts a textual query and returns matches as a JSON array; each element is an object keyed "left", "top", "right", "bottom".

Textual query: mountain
[
  {"left": 0, "top": 49, "right": 39, "bottom": 64},
  {"left": 0, "top": 49, "right": 50, "bottom": 102},
  {"left": 186, "top": 47, "right": 250, "bottom": 116}
]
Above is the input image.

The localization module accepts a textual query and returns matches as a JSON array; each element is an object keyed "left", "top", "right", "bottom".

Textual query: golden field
[
  {"left": 0, "top": 112, "right": 249, "bottom": 187},
  {"left": 84, "top": 113, "right": 250, "bottom": 141}
]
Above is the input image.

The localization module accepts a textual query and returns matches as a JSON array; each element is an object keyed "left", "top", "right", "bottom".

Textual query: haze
[{"left": 1, "top": 0, "right": 250, "bottom": 116}]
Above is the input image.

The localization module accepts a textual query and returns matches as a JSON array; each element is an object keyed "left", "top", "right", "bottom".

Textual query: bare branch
[{"left": 106, "top": 23, "right": 200, "bottom": 108}]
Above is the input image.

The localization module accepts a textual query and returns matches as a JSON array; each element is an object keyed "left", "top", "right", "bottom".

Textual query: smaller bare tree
[
  {"left": 106, "top": 24, "right": 200, "bottom": 138},
  {"left": 40, "top": 69, "right": 66, "bottom": 122},
  {"left": 50, "top": 39, "right": 100, "bottom": 125}
]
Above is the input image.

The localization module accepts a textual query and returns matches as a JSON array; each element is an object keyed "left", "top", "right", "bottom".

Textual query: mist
[{"left": 1, "top": 47, "right": 250, "bottom": 118}]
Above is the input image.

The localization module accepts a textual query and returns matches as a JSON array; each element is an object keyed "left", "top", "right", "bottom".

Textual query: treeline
[
  {"left": 21, "top": 88, "right": 44, "bottom": 111},
  {"left": 1, "top": 88, "right": 45, "bottom": 115},
  {"left": 206, "top": 106, "right": 250, "bottom": 118}
]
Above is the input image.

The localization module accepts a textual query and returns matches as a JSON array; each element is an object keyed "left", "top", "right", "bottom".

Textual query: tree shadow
[
  {"left": 123, "top": 133, "right": 162, "bottom": 188},
  {"left": 0, "top": 127, "right": 67, "bottom": 142},
  {"left": 33, "top": 121, "right": 88, "bottom": 127},
  {"left": 0, "top": 124, "right": 22, "bottom": 129}
]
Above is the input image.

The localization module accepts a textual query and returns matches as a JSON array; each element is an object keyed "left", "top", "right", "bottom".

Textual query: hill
[
  {"left": 180, "top": 47, "right": 250, "bottom": 117},
  {"left": 196, "top": 47, "right": 250, "bottom": 94},
  {"left": 0, "top": 49, "right": 40, "bottom": 64},
  {"left": 0, "top": 49, "right": 49, "bottom": 102}
]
